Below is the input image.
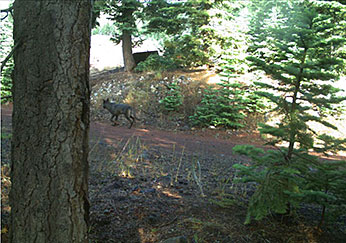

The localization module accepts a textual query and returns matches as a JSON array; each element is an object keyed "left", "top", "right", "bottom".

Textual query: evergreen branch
[
  {"left": 303, "top": 114, "right": 338, "bottom": 130},
  {"left": 0, "top": 95, "right": 12, "bottom": 100},
  {"left": 270, "top": 145, "right": 290, "bottom": 164},
  {"left": 0, "top": 87, "right": 12, "bottom": 92}
]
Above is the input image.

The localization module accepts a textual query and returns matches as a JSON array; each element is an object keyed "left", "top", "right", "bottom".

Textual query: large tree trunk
[
  {"left": 122, "top": 30, "right": 136, "bottom": 72},
  {"left": 10, "top": 1, "right": 91, "bottom": 242}
]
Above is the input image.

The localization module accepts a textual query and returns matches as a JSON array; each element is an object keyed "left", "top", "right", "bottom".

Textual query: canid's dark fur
[{"left": 103, "top": 99, "right": 140, "bottom": 129}]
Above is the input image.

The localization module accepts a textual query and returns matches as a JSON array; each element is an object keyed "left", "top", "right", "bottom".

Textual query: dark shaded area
[{"left": 133, "top": 51, "right": 159, "bottom": 65}]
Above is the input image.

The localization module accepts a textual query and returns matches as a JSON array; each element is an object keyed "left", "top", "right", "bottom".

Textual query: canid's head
[{"left": 103, "top": 98, "right": 110, "bottom": 109}]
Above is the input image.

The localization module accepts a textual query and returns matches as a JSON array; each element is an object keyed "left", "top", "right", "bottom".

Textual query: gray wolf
[{"left": 103, "top": 99, "right": 140, "bottom": 129}]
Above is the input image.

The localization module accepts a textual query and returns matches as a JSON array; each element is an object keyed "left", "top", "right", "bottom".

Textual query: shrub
[
  {"left": 159, "top": 82, "right": 183, "bottom": 113},
  {"left": 134, "top": 54, "right": 178, "bottom": 72}
]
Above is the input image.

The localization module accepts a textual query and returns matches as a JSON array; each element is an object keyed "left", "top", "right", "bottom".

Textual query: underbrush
[
  {"left": 1, "top": 127, "right": 12, "bottom": 240},
  {"left": 87, "top": 136, "right": 346, "bottom": 242}
]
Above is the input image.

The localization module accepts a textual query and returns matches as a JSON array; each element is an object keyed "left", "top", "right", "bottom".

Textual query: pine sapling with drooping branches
[
  {"left": 233, "top": 1, "right": 346, "bottom": 225},
  {"left": 160, "top": 82, "right": 183, "bottom": 113},
  {"left": 189, "top": 57, "right": 249, "bottom": 129}
]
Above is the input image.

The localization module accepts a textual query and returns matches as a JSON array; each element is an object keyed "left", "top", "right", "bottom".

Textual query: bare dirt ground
[{"left": 2, "top": 99, "right": 345, "bottom": 242}]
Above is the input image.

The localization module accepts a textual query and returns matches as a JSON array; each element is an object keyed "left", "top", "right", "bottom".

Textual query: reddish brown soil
[
  {"left": 1, "top": 103, "right": 264, "bottom": 158},
  {"left": 2, "top": 103, "right": 342, "bottom": 161},
  {"left": 90, "top": 122, "right": 264, "bottom": 157}
]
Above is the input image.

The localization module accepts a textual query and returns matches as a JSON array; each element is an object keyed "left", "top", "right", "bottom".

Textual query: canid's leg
[
  {"left": 123, "top": 109, "right": 134, "bottom": 129},
  {"left": 111, "top": 115, "right": 119, "bottom": 126},
  {"left": 130, "top": 115, "right": 136, "bottom": 124},
  {"left": 124, "top": 114, "right": 134, "bottom": 129}
]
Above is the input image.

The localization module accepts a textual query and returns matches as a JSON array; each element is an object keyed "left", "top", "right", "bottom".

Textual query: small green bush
[
  {"left": 159, "top": 82, "right": 183, "bottom": 113},
  {"left": 189, "top": 80, "right": 248, "bottom": 129},
  {"left": 233, "top": 145, "right": 346, "bottom": 227},
  {"left": 134, "top": 54, "right": 178, "bottom": 72}
]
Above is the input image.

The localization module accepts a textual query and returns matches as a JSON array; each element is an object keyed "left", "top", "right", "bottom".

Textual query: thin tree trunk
[
  {"left": 10, "top": 1, "right": 91, "bottom": 242},
  {"left": 122, "top": 30, "right": 136, "bottom": 72},
  {"left": 287, "top": 46, "right": 308, "bottom": 161},
  {"left": 318, "top": 205, "right": 326, "bottom": 230},
  {"left": 121, "top": 1, "right": 136, "bottom": 72}
]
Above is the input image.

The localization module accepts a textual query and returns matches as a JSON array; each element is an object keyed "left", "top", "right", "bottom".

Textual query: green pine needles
[
  {"left": 233, "top": 0, "right": 346, "bottom": 227},
  {"left": 189, "top": 57, "right": 264, "bottom": 129},
  {"left": 160, "top": 82, "right": 183, "bottom": 113},
  {"left": 189, "top": 79, "right": 247, "bottom": 129},
  {"left": 189, "top": 55, "right": 248, "bottom": 129}
]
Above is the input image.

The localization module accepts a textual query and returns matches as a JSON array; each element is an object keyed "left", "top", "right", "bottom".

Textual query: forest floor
[{"left": 1, "top": 69, "right": 346, "bottom": 243}]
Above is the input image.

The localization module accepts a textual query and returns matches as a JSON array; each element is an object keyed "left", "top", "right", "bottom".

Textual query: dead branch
[
  {"left": 1, "top": 41, "right": 20, "bottom": 73},
  {"left": 0, "top": 6, "right": 13, "bottom": 21}
]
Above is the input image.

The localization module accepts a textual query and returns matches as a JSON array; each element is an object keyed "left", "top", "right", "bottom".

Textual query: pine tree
[
  {"left": 189, "top": 60, "right": 248, "bottom": 129},
  {"left": 215, "top": 60, "right": 248, "bottom": 128},
  {"left": 103, "top": 0, "right": 143, "bottom": 71},
  {"left": 233, "top": 0, "right": 346, "bottom": 225},
  {"left": 144, "top": 0, "right": 235, "bottom": 67},
  {"left": 188, "top": 4, "right": 260, "bottom": 130},
  {"left": 160, "top": 81, "right": 183, "bottom": 113},
  {"left": 10, "top": 1, "right": 91, "bottom": 241},
  {"left": 189, "top": 86, "right": 220, "bottom": 127}
]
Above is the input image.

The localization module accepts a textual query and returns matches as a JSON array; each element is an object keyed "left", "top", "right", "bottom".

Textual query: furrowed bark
[{"left": 10, "top": 1, "right": 92, "bottom": 242}]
